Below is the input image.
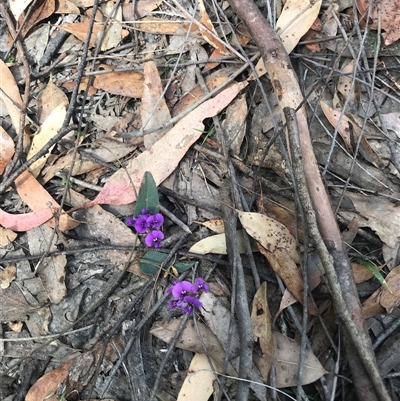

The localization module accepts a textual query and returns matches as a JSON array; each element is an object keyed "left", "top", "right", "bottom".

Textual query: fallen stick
[{"left": 227, "top": 1, "right": 390, "bottom": 400}]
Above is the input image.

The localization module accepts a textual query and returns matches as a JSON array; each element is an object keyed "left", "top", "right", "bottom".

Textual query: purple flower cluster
[
  {"left": 166, "top": 278, "right": 210, "bottom": 314},
  {"left": 126, "top": 209, "right": 164, "bottom": 248}
]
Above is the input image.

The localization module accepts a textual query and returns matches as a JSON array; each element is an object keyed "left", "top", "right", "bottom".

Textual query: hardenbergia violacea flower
[
  {"left": 126, "top": 209, "right": 165, "bottom": 248},
  {"left": 166, "top": 278, "right": 210, "bottom": 314}
]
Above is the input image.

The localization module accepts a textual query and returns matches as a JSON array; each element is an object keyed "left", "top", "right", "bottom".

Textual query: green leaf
[
  {"left": 357, "top": 259, "right": 388, "bottom": 289},
  {"left": 134, "top": 171, "right": 159, "bottom": 215},
  {"left": 139, "top": 250, "right": 195, "bottom": 274}
]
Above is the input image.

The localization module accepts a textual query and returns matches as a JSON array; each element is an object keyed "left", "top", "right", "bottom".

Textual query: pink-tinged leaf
[
  {"left": 0, "top": 208, "right": 53, "bottom": 231},
  {"left": 90, "top": 82, "right": 247, "bottom": 206},
  {"left": 0, "top": 127, "right": 15, "bottom": 174}
]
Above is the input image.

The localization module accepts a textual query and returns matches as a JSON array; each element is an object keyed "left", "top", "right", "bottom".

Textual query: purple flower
[
  {"left": 168, "top": 280, "right": 196, "bottom": 299},
  {"left": 177, "top": 296, "right": 203, "bottom": 314},
  {"left": 141, "top": 209, "right": 151, "bottom": 216},
  {"left": 146, "top": 213, "right": 164, "bottom": 229},
  {"left": 126, "top": 216, "right": 136, "bottom": 226},
  {"left": 194, "top": 277, "right": 210, "bottom": 293},
  {"left": 144, "top": 230, "right": 164, "bottom": 248},
  {"left": 134, "top": 215, "right": 150, "bottom": 234}
]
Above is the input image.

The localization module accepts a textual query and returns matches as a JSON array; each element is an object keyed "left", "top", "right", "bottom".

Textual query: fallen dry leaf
[
  {"left": 273, "top": 331, "right": 328, "bottom": 387},
  {"left": 25, "top": 358, "right": 75, "bottom": 401},
  {"left": 336, "top": 59, "right": 359, "bottom": 113},
  {"left": 0, "top": 208, "right": 54, "bottom": 232},
  {"left": 238, "top": 211, "right": 299, "bottom": 263},
  {"left": 252, "top": 0, "right": 321, "bottom": 78},
  {"left": 339, "top": 192, "right": 400, "bottom": 248},
  {"left": 54, "top": 0, "right": 80, "bottom": 14},
  {"left": 15, "top": 170, "right": 79, "bottom": 231},
  {"left": 141, "top": 60, "right": 171, "bottom": 148},
  {"left": 134, "top": 17, "right": 200, "bottom": 35},
  {"left": 18, "top": 0, "right": 55, "bottom": 38},
  {"left": 189, "top": 230, "right": 252, "bottom": 255},
  {"left": 0, "top": 265, "right": 17, "bottom": 289},
  {"left": 380, "top": 265, "right": 400, "bottom": 313},
  {"left": 199, "top": 218, "right": 225, "bottom": 234},
  {"left": 121, "top": 0, "right": 162, "bottom": 19},
  {"left": 258, "top": 245, "right": 305, "bottom": 306},
  {"left": 93, "top": 65, "right": 144, "bottom": 98},
  {"left": 198, "top": 0, "right": 229, "bottom": 55},
  {"left": 150, "top": 318, "right": 236, "bottom": 376},
  {"left": 0, "top": 126, "right": 15, "bottom": 174},
  {"left": 200, "top": 292, "right": 240, "bottom": 359},
  {"left": 177, "top": 353, "right": 219, "bottom": 401},
  {"left": 27, "top": 225, "right": 67, "bottom": 303},
  {"left": 0, "top": 227, "right": 18, "bottom": 246},
  {"left": 356, "top": 0, "right": 400, "bottom": 45},
  {"left": 9, "top": 0, "right": 34, "bottom": 20},
  {"left": 0, "top": 60, "right": 24, "bottom": 133},
  {"left": 36, "top": 78, "right": 69, "bottom": 123},
  {"left": 251, "top": 282, "right": 274, "bottom": 382},
  {"left": 88, "top": 81, "right": 247, "bottom": 206},
  {"left": 27, "top": 103, "right": 67, "bottom": 177}
]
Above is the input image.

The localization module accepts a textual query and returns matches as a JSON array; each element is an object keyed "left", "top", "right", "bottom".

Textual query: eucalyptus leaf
[
  {"left": 134, "top": 171, "right": 159, "bottom": 215},
  {"left": 139, "top": 250, "right": 195, "bottom": 274}
]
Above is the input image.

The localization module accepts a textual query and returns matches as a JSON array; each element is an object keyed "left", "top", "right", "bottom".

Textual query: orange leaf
[
  {"left": 0, "top": 127, "right": 15, "bottom": 174},
  {"left": 15, "top": 170, "right": 79, "bottom": 231}
]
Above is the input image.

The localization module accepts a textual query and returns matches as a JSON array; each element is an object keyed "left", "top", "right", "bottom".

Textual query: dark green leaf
[
  {"left": 134, "top": 171, "right": 159, "bottom": 215},
  {"left": 139, "top": 250, "right": 196, "bottom": 274}
]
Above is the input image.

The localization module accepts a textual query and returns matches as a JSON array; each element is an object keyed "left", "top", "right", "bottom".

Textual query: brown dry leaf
[
  {"left": 337, "top": 59, "right": 359, "bottom": 113},
  {"left": 380, "top": 265, "right": 400, "bottom": 313},
  {"left": 150, "top": 318, "right": 237, "bottom": 376},
  {"left": 100, "top": 1, "right": 123, "bottom": 51},
  {"left": 25, "top": 358, "right": 75, "bottom": 401},
  {"left": 134, "top": 17, "right": 199, "bottom": 35},
  {"left": 27, "top": 104, "right": 67, "bottom": 177},
  {"left": 27, "top": 226, "right": 67, "bottom": 303},
  {"left": 352, "top": 262, "right": 376, "bottom": 284},
  {"left": 172, "top": 76, "right": 229, "bottom": 117},
  {"left": 251, "top": 282, "right": 274, "bottom": 382},
  {"left": 141, "top": 60, "right": 171, "bottom": 148},
  {"left": 0, "top": 126, "right": 15, "bottom": 174},
  {"left": 253, "top": 0, "right": 321, "bottom": 78},
  {"left": 54, "top": 0, "right": 80, "bottom": 14},
  {"left": 198, "top": 0, "right": 229, "bottom": 55},
  {"left": 276, "top": 0, "right": 321, "bottom": 53},
  {"left": 199, "top": 218, "right": 225, "bottom": 234},
  {"left": 260, "top": 202, "right": 305, "bottom": 241},
  {"left": 275, "top": 288, "right": 299, "bottom": 319},
  {"left": 0, "top": 265, "right": 17, "bottom": 289},
  {"left": 320, "top": 101, "right": 385, "bottom": 168},
  {"left": 362, "top": 287, "right": 385, "bottom": 318},
  {"left": 222, "top": 94, "right": 247, "bottom": 154},
  {"left": 122, "top": 0, "right": 162, "bottom": 19},
  {"left": 259, "top": 245, "right": 304, "bottom": 306},
  {"left": 340, "top": 192, "right": 400, "bottom": 249},
  {"left": 42, "top": 137, "right": 136, "bottom": 183},
  {"left": 273, "top": 331, "right": 328, "bottom": 387},
  {"left": 18, "top": 0, "right": 55, "bottom": 38},
  {"left": 0, "top": 60, "right": 24, "bottom": 133},
  {"left": 356, "top": 0, "right": 400, "bottom": 45},
  {"left": 93, "top": 65, "right": 144, "bottom": 98},
  {"left": 0, "top": 282, "right": 40, "bottom": 321},
  {"left": 37, "top": 79, "right": 69, "bottom": 124},
  {"left": 15, "top": 170, "right": 79, "bottom": 231},
  {"left": 238, "top": 211, "right": 299, "bottom": 263},
  {"left": 320, "top": 101, "right": 352, "bottom": 153},
  {"left": 60, "top": 22, "right": 129, "bottom": 48},
  {"left": 177, "top": 353, "right": 219, "bottom": 401},
  {"left": 89, "top": 81, "right": 247, "bottom": 206},
  {"left": 0, "top": 227, "right": 18, "bottom": 246}
]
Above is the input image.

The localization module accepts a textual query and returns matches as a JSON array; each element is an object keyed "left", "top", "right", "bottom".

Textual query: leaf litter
[{"left": 1, "top": 0, "right": 400, "bottom": 400}]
